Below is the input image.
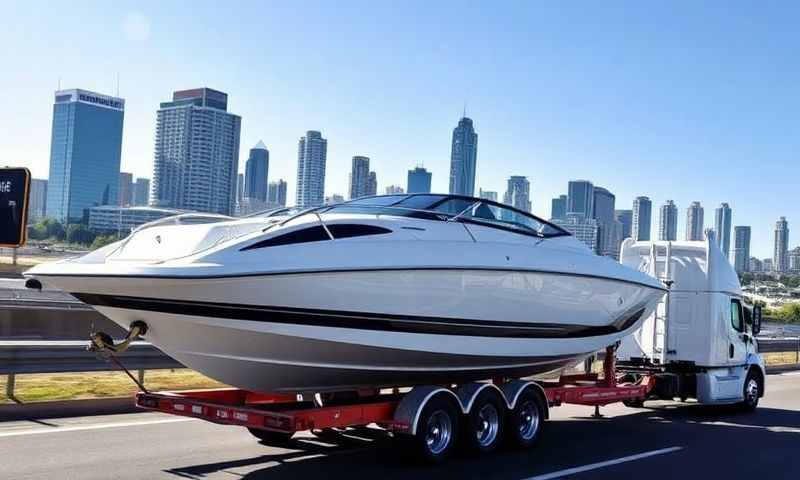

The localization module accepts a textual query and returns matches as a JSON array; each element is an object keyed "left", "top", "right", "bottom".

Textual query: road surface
[{"left": 2, "top": 372, "right": 799, "bottom": 479}]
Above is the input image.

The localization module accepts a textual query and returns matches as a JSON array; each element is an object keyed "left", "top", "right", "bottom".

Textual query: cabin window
[
  {"left": 242, "top": 224, "right": 391, "bottom": 250},
  {"left": 730, "top": 299, "right": 744, "bottom": 332}
]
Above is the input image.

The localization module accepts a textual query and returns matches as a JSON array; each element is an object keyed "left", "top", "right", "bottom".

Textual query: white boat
[{"left": 25, "top": 194, "right": 666, "bottom": 393}]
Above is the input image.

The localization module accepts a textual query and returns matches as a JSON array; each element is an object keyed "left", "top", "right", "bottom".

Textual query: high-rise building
[
  {"left": 567, "top": 180, "right": 594, "bottom": 219},
  {"left": 28, "top": 179, "right": 48, "bottom": 221},
  {"left": 325, "top": 194, "right": 345, "bottom": 204},
  {"left": 615, "top": 209, "right": 633, "bottom": 239},
  {"left": 133, "top": 178, "right": 150, "bottom": 206},
  {"left": 763, "top": 258, "right": 774, "bottom": 272},
  {"left": 296, "top": 130, "right": 327, "bottom": 208},
  {"left": 551, "top": 214, "right": 600, "bottom": 253},
  {"left": 788, "top": 247, "right": 800, "bottom": 273},
  {"left": 348, "top": 156, "right": 371, "bottom": 199},
  {"left": 733, "top": 226, "right": 751, "bottom": 274},
  {"left": 503, "top": 176, "right": 531, "bottom": 215},
  {"left": 774, "top": 216, "right": 789, "bottom": 273},
  {"left": 714, "top": 203, "right": 733, "bottom": 259},
  {"left": 592, "top": 187, "right": 621, "bottom": 258},
  {"left": 632, "top": 196, "right": 652, "bottom": 241},
  {"left": 151, "top": 88, "right": 241, "bottom": 215},
  {"left": 46, "top": 89, "right": 124, "bottom": 223},
  {"left": 407, "top": 167, "right": 432, "bottom": 194},
  {"left": 244, "top": 141, "right": 269, "bottom": 202},
  {"left": 551, "top": 195, "right": 567, "bottom": 220},
  {"left": 449, "top": 117, "right": 478, "bottom": 196},
  {"left": 118, "top": 172, "right": 133, "bottom": 207},
  {"left": 478, "top": 189, "right": 498, "bottom": 202},
  {"left": 267, "top": 179, "right": 287, "bottom": 207},
  {"left": 385, "top": 185, "right": 404, "bottom": 195},
  {"left": 749, "top": 257, "right": 762, "bottom": 273},
  {"left": 367, "top": 171, "right": 377, "bottom": 196},
  {"left": 685, "top": 201, "right": 704, "bottom": 241},
  {"left": 236, "top": 174, "right": 244, "bottom": 204},
  {"left": 658, "top": 200, "right": 678, "bottom": 241}
]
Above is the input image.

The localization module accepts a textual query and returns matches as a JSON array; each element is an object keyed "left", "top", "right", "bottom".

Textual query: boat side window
[
  {"left": 730, "top": 299, "right": 744, "bottom": 333},
  {"left": 242, "top": 224, "right": 392, "bottom": 250},
  {"left": 429, "top": 198, "right": 476, "bottom": 215}
]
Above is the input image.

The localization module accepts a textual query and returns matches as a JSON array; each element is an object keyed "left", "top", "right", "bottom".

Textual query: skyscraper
[
  {"left": 118, "top": 172, "right": 133, "bottom": 207},
  {"left": 133, "top": 178, "right": 150, "bottom": 207},
  {"left": 296, "top": 130, "right": 327, "bottom": 208},
  {"left": 658, "top": 200, "right": 678, "bottom": 241},
  {"left": 567, "top": 180, "right": 594, "bottom": 219},
  {"left": 449, "top": 117, "right": 478, "bottom": 196},
  {"left": 503, "top": 176, "right": 532, "bottom": 213},
  {"left": 551, "top": 215, "right": 600, "bottom": 253},
  {"left": 244, "top": 141, "right": 269, "bottom": 202},
  {"left": 151, "top": 88, "right": 241, "bottom": 215},
  {"left": 236, "top": 174, "right": 244, "bottom": 204},
  {"left": 267, "top": 179, "right": 287, "bottom": 207},
  {"left": 385, "top": 185, "right": 404, "bottom": 195},
  {"left": 774, "top": 217, "right": 789, "bottom": 273},
  {"left": 592, "top": 187, "right": 621, "bottom": 258},
  {"left": 46, "top": 89, "right": 124, "bottom": 223},
  {"left": 551, "top": 195, "right": 567, "bottom": 220},
  {"left": 715, "top": 203, "right": 733, "bottom": 259},
  {"left": 733, "top": 226, "right": 751, "bottom": 274},
  {"left": 685, "top": 201, "right": 704, "bottom": 241},
  {"left": 478, "top": 189, "right": 498, "bottom": 202},
  {"left": 28, "top": 179, "right": 48, "bottom": 221},
  {"left": 407, "top": 167, "right": 432, "bottom": 194},
  {"left": 367, "top": 171, "right": 377, "bottom": 196},
  {"left": 348, "top": 156, "right": 371, "bottom": 199},
  {"left": 615, "top": 209, "right": 633, "bottom": 239},
  {"left": 632, "top": 196, "right": 652, "bottom": 241}
]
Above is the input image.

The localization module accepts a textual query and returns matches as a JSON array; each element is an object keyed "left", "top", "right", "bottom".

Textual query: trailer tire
[
  {"left": 623, "top": 398, "right": 645, "bottom": 408},
  {"left": 737, "top": 369, "right": 761, "bottom": 413},
  {"left": 506, "top": 389, "right": 545, "bottom": 449},
  {"left": 247, "top": 428, "right": 294, "bottom": 446},
  {"left": 462, "top": 389, "right": 505, "bottom": 454},
  {"left": 399, "top": 393, "right": 460, "bottom": 464}
]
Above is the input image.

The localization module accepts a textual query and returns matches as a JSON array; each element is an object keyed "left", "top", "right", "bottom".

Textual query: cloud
[{"left": 122, "top": 12, "right": 151, "bottom": 42}]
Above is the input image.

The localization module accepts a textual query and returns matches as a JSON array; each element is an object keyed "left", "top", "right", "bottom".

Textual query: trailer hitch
[{"left": 88, "top": 320, "right": 148, "bottom": 355}]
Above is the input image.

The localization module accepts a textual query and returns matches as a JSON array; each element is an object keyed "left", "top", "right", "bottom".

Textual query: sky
[{"left": 1, "top": 1, "right": 799, "bottom": 258}]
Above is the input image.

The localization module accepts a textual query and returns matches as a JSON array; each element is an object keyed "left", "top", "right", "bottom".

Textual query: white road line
[
  {"left": 523, "top": 446, "right": 684, "bottom": 480},
  {"left": 0, "top": 417, "right": 195, "bottom": 438}
]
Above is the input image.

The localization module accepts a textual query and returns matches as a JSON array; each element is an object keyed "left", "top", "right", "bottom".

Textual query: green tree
[
  {"left": 39, "top": 218, "right": 66, "bottom": 240},
  {"left": 66, "top": 224, "right": 96, "bottom": 245},
  {"left": 90, "top": 234, "right": 120, "bottom": 250}
]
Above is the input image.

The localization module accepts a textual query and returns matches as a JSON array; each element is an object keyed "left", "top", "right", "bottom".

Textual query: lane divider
[
  {"left": 0, "top": 417, "right": 195, "bottom": 438},
  {"left": 523, "top": 446, "right": 684, "bottom": 480}
]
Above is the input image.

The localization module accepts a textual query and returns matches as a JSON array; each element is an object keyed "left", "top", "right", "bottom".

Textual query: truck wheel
[
  {"left": 623, "top": 398, "right": 645, "bottom": 408},
  {"left": 462, "top": 389, "right": 505, "bottom": 454},
  {"left": 506, "top": 389, "right": 545, "bottom": 449},
  {"left": 737, "top": 370, "right": 761, "bottom": 413},
  {"left": 400, "top": 394, "right": 460, "bottom": 464},
  {"left": 247, "top": 428, "right": 294, "bottom": 446}
]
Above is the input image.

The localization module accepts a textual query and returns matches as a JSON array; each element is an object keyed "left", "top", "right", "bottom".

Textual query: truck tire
[
  {"left": 506, "top": 389, "right": 545, "bottom": 449},
  {"left": 399, "top": 394, "right": 460, "bottom": 464},
  {"left": 462, "top": 389, "right": 505, "bottom": 454},
  {"left": 737, "top": 370, "right": 761, "bottom": 413},
  {"left": 247, "top": 428, "right": 294, "bottom": 446}
]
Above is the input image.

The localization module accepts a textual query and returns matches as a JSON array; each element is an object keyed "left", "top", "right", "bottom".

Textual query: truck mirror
[{"left": 752, "top": 305, "right": 762, "bottom": 336}]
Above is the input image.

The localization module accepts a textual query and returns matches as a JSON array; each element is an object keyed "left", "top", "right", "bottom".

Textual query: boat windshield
[{"left": 323, "top": 194, "right": 569, "bottom": 238}]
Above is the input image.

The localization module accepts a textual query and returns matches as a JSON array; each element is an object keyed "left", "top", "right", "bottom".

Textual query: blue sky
[{"left": 1, "top": 1, "right": 798, "bottom": 258}]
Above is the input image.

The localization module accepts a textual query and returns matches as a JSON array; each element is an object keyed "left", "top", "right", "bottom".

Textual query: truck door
[{"left": 728, "top": 299, "right": 748, "bottom": 365}]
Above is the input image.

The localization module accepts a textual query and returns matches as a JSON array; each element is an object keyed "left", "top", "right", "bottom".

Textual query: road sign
[{"left": 0, "top": 167, "right": 31, "bottom": 247}]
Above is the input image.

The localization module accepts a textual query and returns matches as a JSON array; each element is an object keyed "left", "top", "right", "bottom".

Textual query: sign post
[{"left": 0, "top": 167, "right": 31, "bottom": 249}]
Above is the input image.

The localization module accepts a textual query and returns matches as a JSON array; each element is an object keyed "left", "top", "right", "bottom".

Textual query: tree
[
  {"left": 39, "top": 218, "right": 66, "bottom": 240},
  {"left": 90, "top": 235, "right": 120, "bottom": 250},
  {"left": 66, "top": 224, "right": 96, "bottom": 245}
]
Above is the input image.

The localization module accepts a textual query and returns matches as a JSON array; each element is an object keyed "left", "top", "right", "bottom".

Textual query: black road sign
[{"left": 0, "top": 167, "right": 31, "bottom": 247}]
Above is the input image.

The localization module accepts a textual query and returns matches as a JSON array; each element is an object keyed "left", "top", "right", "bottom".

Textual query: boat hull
[{"left": 32, "top": 269, "right": 663, "bottom": 393}]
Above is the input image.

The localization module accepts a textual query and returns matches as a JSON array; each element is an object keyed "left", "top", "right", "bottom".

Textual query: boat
[{"left": 24, "top": 194, "right": 666, "bottom": 393}]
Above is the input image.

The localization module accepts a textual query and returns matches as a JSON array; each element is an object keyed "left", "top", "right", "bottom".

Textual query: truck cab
[{"left": 617, "top": 236, "right": 765, "bottom": 409}]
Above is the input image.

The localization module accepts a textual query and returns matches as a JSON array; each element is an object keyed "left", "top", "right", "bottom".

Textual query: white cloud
[{"left": 122, "top": 12, "right": 151, "bottom": 42}]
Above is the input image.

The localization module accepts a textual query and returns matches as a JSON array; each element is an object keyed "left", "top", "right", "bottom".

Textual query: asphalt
[{"left": 2, "top": 372, "right": 799, "bottom": 480}]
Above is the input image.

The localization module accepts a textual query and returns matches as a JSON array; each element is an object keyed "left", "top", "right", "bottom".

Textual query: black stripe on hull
[{"left": 73, "top": 293, "right": 646, "bottom": 339}]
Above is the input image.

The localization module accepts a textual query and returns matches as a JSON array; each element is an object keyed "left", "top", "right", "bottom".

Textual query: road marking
[
  {"left": 0, "top": 417, "right": 195, "bottom": 438},
  {"left": 523, "top": 446, "right": 683, "bottom": 480}
]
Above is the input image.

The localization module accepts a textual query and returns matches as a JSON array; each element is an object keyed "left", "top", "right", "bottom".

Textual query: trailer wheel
[
  {"left": 506, "top": 389, "right": 545, "bottom": 449},
  {"left": 247, "top": 428, "right": 294, "bottom": 446},
  {"left": 622, "top": 398, "right": 645, "bottom": 408},
  {"left": 737, "top": 370, "right": 761, "bottom": 413},
  {"left": 400, "top": 394, "right": 460, "bottom": 464},
  {"left": 462, "top": 389, "right": 505, "bottom": 454}
]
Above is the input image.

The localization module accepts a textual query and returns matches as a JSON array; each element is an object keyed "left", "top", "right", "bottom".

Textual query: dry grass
[{"left": 0, "top": 369, "right": 226, "bottom": 403}]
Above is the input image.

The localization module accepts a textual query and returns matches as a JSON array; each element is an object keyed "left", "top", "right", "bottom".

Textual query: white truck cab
[{"left": 617, "top": 236, "right": 765, "bottom": 409}]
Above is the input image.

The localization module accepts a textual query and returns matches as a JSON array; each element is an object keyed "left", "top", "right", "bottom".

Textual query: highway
[{"left": 2, "top": 372, "right": 799, "bottom": 479}]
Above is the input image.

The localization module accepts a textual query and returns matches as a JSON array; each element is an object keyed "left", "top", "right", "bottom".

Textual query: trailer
[{"left": 134, "top": 345, "right": 654, "bottom": 463}]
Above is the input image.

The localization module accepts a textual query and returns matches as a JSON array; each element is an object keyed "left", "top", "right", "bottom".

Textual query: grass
[{"left": 0, "top": 369, "right": 227, "bottom": 404}]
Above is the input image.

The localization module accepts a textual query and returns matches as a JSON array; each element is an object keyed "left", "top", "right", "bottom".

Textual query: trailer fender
[
  {"left": 499, "top": 380, "right": 549, "bottom": 419},
  {"left": 394, "top": 386, "right": 462, "bottom": 435},
  {"left": 453, "top": 382, "right": 509, "bottom": 413},
  {"left": 745, "top": 353, "right": 766, "bottom": 398}
]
